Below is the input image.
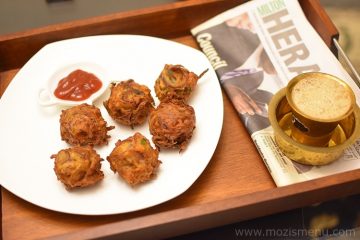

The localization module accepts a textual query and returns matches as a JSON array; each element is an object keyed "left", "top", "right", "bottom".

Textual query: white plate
[{"left": 0, "top": 35, "right": 223, "bottom": 215}]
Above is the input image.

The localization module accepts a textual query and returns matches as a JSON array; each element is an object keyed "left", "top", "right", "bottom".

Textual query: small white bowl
[{"left": 38, "top": 62, "right": 109, "bottom": 106}]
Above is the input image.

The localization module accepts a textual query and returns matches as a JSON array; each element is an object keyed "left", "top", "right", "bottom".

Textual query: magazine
[{"left": 191, "top": 0, "right": 360, "bottom": 186}]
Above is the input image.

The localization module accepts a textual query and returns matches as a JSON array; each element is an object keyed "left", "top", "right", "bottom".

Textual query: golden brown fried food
[
  {"left": 60, "top": 103, "right": 114, "bottom": 146},
  {"left": 51, "top": 146, "right": 104, "bottom": 189},
  {"left": 107, "top": 132, "right": 161, "bottom": 186},
  {"left": 104, "top": 80, "right": 155, "bottom": 127},
  {"left": 149, "top": 101, "right": 196, "bottom": 151},
  {"left": 154, "top": 64, "right": 208, "bottom": 102}
]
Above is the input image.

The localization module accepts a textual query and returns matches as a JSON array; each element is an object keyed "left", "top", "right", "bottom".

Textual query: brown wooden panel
[
  {"left": 0, "top": 62, "right": 275, "bottom": 239},
  {"left": 0, "top": 69, "right": 17, "bottom": 98},
  {"left": 0, "top": 0, "right": 340, "bottom": 72},
  {"left": 46, "top": 169, "right": 360, "bottom": 240},
  {"left": 0, "top": 0, "right": 241, "bottom": 71},
  {"left": 299, "top": 0, "right": 339, "bottom": 55},
  {"left": 0, "top": 1, "right": 348, "bottom": 240}
]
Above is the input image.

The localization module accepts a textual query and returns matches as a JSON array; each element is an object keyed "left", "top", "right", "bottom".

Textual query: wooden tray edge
[
  {"left": 0, "top": 1, "right": 345, "bottom": 239},
  {"left": 0, "top": 0, "right": 241, "bottom": 71},
  {"left": 47, "top": 169, "right": 360, "bottom": 240},
  {"left": 299, "top": 0, "right": 339, "bottom": 56}
]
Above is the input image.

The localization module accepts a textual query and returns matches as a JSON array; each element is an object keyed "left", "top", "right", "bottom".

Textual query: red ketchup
[{"left": 54, "top": 69, "right": 102, "bottom": 101}]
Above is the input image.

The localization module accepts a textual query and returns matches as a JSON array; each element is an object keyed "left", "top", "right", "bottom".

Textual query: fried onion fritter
[
  {"left": 104, "top": 80, "right": 154, "bottom": 127},
  {"left": 60, "top": 103, "right": 114, "bottom": 146},
  {"left": 51, "top": 146, "right": 104, "bottom": 189},
  {"left": 154, "top": 64, "right": 208, "bottom": 102},
  {"left": 107, "top": 132, "right": 161, "bottom": 186},
  {"left": 149, "top": 101, "right": 196, "bottom": 151}
]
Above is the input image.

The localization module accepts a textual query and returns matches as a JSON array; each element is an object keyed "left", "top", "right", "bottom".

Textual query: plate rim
[{"left": 0, "top": 34, "right": 224, "bottom": 215}]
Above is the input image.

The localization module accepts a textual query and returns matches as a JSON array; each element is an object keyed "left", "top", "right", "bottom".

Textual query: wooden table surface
[
  {"left": 0, "top": 37, "right": 275, "bottom": 238},
  {"left": 1, "top": 1, "right": 360, "bottom": 239}
]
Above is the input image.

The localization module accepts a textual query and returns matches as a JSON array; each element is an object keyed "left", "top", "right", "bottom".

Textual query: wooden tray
[{"left": 1, "top": 0, "right": 359, "bottom": 239}]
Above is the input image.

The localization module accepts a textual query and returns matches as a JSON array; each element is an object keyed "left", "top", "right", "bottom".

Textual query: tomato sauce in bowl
[
  {"left": 54, "top": 69, "right": 103, "bottom": 101},
  {"left": 38, "top": 63, "right": 109, "bottom": 107}
]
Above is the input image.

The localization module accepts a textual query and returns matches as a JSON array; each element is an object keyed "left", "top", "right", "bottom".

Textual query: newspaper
[{"left": 191, "top": 0, "right": 360, "bottom": 186}]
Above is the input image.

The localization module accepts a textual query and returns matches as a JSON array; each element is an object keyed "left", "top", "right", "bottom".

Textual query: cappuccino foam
[{"left": 291, "top": 77, "right": 352, "bottom": 120}]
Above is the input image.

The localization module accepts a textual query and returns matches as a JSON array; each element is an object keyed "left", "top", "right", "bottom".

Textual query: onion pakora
[
  {"left": 154, "top": 64, "right": 208, "bottom": 102},
  {"left": 149, "top": 101, "right": 196, "bottom": 151},
  {"left": 107, "top": 132, "right": 161, "bottom": 186},
  {"left": 104, "top": 80, "right": 154, "bottom": 127},
  {"left": 60, "top": 103, "right": 114, "bottom": 146},
  {"left": 51, "top": 146, "right": 104, "bottom": 189}
]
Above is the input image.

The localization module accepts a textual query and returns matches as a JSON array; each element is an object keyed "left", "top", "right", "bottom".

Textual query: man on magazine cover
[{"left": 198, "top": 13, "right": 278, "bottom": 134}]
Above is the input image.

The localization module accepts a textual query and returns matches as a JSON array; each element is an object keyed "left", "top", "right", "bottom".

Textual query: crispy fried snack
[
  {"left": 51, "top": 146, "right": 104, "bottom": 189},
  {"left": 154, "top": 64, "right": 208, "bottom": 102},
  {"left": 60, "top": 103, "right": 114, "bottom": 146},
  {"left": 149, "top": 101, "right": 196, "bottom": 151},
  {"left": 104, "top": 80, "right": 155, "bottom": 127},
  {"left": 107, "top": 132, "right": 161, "bottom": 186}
]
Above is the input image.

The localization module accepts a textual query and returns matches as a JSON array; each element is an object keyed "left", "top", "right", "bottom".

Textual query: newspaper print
[{"left": 191, "top": 0, "right": 360, "bottom": 186}]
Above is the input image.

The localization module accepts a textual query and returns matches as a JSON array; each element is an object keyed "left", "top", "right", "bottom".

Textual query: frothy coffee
[{"left": 291, "top": 76, "right": 353, "bottom": 121}]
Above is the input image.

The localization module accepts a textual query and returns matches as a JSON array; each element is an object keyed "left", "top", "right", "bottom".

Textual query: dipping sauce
[{"left": 54, "top": 69, "right": 102, "bottom": 101}]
